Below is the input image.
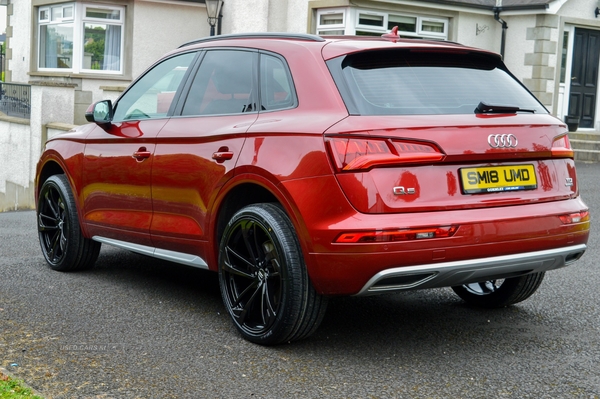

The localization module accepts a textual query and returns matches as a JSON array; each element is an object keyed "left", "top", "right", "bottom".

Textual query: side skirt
[{"left": 92, "top": 236, "right": 209, "bottom": 270}]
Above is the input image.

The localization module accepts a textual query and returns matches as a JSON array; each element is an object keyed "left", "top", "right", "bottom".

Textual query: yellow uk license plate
[{"left": 460, "top": 164, "right": 537, "bottom": 194}]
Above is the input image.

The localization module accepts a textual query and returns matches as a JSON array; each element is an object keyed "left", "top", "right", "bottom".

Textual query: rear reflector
[
  {"left": 327, "top": 137, "right": 444, "bottom": 172},
  {"left": 559, "top": 211, "right": 590, "bottom": 224},
  {"left": 335, "top": 225, "right": 458, "bottom": 243}
]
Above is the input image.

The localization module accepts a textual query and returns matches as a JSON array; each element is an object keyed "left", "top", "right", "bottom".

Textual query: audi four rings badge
[{"left": 488, "top": 134, "right": 518, "bottom": 148}]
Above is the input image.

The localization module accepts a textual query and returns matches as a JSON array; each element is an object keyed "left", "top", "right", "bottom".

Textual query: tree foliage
[{"left": 84, "top": 26, "right": 106, "bottom": 69}]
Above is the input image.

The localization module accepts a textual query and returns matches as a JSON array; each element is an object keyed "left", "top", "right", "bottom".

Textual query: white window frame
[
  {"left": 315, "top": 7, "right": 449, "bottom": 40},
  {"left": 39, "top": 8, "right": 50, "bottom": 23},
  {"left": 418, "top": 17, "right": 448, "bottom": 38},
  {"left": 62, "top": 4, "right": 74, "bottom": 20},
  {"left": 316, "top": 8, "right": 347, "bottom": 36},
  {"left": 39, "top": 4, "right": 75, "bottom": 23},
  {"left": 80, "top": 3, "right": 125, "bottom": 73},
  {"left": 45, "top": 4, "right": 74, "bottom": 22},
  {"left": 356, "top": 11, "right": 386, "bottom": 31},
  {"left": 38, "top": 3, "right": 76, "bottom": 71},
  {"left": 37, "top": 2, "right": 125, "bottom": 75}
]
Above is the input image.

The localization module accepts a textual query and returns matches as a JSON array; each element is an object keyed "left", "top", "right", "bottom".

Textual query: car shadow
[
  {"left": 81, "top": 245, "right": 223, "bottom": 304},
  {"left": 296, "top": 289, "right": 558, "bottom": 360},
  {"left": 80, "top": 245, "right": 559, "bottom": 356}
]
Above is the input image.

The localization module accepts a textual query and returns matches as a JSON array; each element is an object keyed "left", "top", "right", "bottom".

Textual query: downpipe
[{"left": 493, "top": 7, "right": 508, "bottom": 60}]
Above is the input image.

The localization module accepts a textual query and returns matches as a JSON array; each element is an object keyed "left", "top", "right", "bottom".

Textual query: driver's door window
[{"left": 113, "top": 52, "right": 196, "bottom": 121}]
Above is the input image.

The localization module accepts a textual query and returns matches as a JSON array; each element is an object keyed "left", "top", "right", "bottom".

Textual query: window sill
[
  {"left": 0, "top": 112, "right": 31, "bottom": 125},
  {"left": 28, "top": 81, "right": 78, "bottom": 88},
  {"left": 29, "top": 71, "right": 132, "bottom": 81},
  {"left": 100, "top": 85, "right": 128, "bottom": 93}
]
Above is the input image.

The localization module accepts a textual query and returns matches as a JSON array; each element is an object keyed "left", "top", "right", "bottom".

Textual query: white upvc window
[
  {"left": 419, "top": 17, "right": 448, "bottom": 38},
  {"left": 316, "top": 8, "right": 346, "bottom": 35},
  {"left": 316, "top": 7, "right": 448, "bottom": 40},
  {"left": 357, "top": 11, "right": 385, "bottom": 30},
  {"left": 38, "top": 2, "right": 125, "bottom": 74}
]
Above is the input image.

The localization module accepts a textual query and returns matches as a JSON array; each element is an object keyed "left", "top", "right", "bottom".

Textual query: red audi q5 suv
[{"left": 36, "top": 32, "right": 590, "bottom": 345}]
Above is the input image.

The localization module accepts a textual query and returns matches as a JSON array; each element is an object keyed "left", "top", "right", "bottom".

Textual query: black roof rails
[{"left": 179, "top": 32, "right": 325, "bottom": 48}]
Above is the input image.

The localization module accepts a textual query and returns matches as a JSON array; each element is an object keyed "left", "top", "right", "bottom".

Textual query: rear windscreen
[{"left": 327, "top": 50, "right": 547, "bottom": 115}]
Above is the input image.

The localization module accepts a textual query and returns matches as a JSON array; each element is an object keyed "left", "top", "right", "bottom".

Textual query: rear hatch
[{"left": 323, "top": 44, "right": 577, "bottom": 214}]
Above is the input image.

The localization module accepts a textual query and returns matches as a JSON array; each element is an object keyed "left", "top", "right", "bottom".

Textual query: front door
[
  {"left": 568, "top": 28, "right": 600, "bottom": 128},
  {"left": 81, "top": 52, "right": 197, "bottom": 245}
]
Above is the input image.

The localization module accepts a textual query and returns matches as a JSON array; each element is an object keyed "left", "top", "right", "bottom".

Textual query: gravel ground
[{"left": 0, "top": 162, "right": 598, "bottom": 399}]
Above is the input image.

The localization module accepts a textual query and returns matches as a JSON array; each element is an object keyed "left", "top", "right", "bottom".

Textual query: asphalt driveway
[{"left": 1, "top": 162, "right": 599, "bottom": 398}]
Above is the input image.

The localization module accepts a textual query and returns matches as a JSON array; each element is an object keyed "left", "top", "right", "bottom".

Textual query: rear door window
[
  {"left": 180, "top": 49, "right": 258, "bottom": 116},
  {"left": 259, "top": 53, "right": 297, "bottom": 111},
  {"left": 327, "top": 50, "right": 547, "bottom": 115}
]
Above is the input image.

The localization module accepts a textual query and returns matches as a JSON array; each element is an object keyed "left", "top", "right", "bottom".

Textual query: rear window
[{"left": 327, "top": 49, "right": 547, "bottom": 115}]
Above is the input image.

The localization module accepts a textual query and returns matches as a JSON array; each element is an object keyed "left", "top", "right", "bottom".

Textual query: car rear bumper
[
  {"left": 354, "top": 244, "right": 586, "bottom": 296},
  {"left": 282, "top": 176, "right": 590, "bottom": 296}
]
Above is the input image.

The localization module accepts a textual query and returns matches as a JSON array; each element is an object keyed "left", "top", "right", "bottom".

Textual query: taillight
[
  {"left": 327, "top": 137, "right": 444, "bottom": 172},
  {"left": 551, "top": 134, "right": 574, "bottom": 158},
  {"left": 559, "top": 210, "right": 590, "bottom": 224},
  {"left": 335, "top": 225, "right": 458, "bottom": 243}
]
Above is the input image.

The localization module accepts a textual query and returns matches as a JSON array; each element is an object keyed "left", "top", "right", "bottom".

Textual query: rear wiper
[{"left": 474, "top": 102, "right": 536, "bottom": 114}]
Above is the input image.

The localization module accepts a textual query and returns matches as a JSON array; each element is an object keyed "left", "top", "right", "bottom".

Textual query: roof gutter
[
  {"left": 493, "top": 6, "right": 508, "bottom": 60},
  {"left": 410, "top": 0, "right": 550, "bottom": 12}
]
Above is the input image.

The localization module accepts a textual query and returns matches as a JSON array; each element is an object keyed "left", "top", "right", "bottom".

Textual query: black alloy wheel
[
  {"left": 218, "top": 203, "right": 327, "bottom": 345},
  {"left": 37, "top": 174, "right": 100, "bottom": 271},
  {"left": 452, "top": 272, "right": 545, "bottom": 308}
]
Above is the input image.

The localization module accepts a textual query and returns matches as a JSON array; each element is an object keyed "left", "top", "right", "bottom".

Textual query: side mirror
[{"left": 85, "top": 100, "right": 113, "bottom": 128}]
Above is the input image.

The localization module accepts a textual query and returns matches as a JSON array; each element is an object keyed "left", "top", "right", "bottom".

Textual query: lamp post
[{"left": 205, "top": 0, "right": 224, "bottom": 36}]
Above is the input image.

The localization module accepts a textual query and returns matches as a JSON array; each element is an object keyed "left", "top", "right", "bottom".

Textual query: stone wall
[
  {"left": 523, "top": 15, "right": 559, "bottom": 109},
  {"left": 0, "top": 84, "right": 78, "bottom": 212},
  {"left": 0, "top": 115, "right": 33, "bottom": 212}
]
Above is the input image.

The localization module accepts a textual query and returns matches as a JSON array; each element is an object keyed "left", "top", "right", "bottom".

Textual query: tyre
[
  {"left": 452, "top": 272, "right": 545, "bottom": 308},
  {"left": 218, "top": 203, "right": 328, "bottom": 345},
  {"left": 37, "top": 174, "right": 101, "bottom": 271}
]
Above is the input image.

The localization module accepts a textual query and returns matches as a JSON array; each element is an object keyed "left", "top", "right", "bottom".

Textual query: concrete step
[
  {"left": 569, "top": 132, "right": 600, "bottom": 162},
  {"left": 570, "top": 139, "right": 600, "bottom": 151},
  {"left": 568, "top": 131, "right": 600, "bottom": 141},
  {"left": 572, "top": 149, "right": 600, "bottom": 162}
]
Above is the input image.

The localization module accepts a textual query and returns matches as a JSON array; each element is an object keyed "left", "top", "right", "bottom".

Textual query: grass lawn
[{"left": 0, "top": 371, "right": 44, "bottom": 399}]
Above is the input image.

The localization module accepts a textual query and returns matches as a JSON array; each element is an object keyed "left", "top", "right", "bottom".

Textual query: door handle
[
  {"left": 132, "top": 147, "right": 151, "bottom": 162},
  {"left": 212, "top": 147, "right": 234, "bottom": 163}
]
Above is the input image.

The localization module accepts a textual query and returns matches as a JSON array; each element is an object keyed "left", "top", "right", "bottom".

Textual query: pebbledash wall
[
  {"left": 1, "top": 83, "right": 82, "bottom": 212},
  {"left": 1, "top": 0, "right": 599, "bottom": 212},
  {"left": 0, "top": 79, "right": 128, "bottom": 211}
]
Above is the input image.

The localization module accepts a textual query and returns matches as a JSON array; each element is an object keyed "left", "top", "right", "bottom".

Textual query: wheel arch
[
  {"left": 210, "top": 175, "right": 313, "bottom": 275},
  {"left": 36, "top": 157, "right": 91, "bottom": 238},
  {"left": 214, "top": 182, "right": 278, "bottom": 240},
  {"left": 36, "top": 159, "right": 66, "bottom": 206}
]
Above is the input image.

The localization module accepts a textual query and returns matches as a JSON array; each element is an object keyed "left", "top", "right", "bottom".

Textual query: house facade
[
  {"left": 3, "top": 0, "right": 308, "bottom": 123},
  {"left": 308, "top": 0, "right": 600, "bottom": 127},
  {"left": 6, "top": 0, "right": 217, "bottom": 124},
  {"left": 1, "top": 0, "right": 599, "bottom": 211}
]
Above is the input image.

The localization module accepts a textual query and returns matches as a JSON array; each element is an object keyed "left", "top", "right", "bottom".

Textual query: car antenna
[{"left": 382, "top": 26, "right": 401, "bottom": 42}]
